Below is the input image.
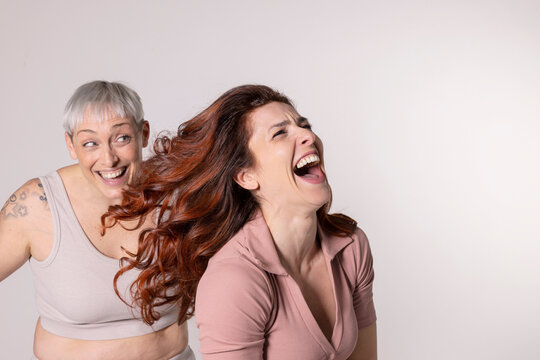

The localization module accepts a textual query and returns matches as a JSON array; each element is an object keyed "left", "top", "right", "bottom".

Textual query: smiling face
[
  {"left": 236, "top": 101, "right": 330, "bottom": 214},
  {"left": 65, "top": 111, "right": 149, "bottom": 203}
]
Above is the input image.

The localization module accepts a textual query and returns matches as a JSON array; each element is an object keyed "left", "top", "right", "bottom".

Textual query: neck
[{"left": 260, "top": 204, "right": 320, "bottom": 275}]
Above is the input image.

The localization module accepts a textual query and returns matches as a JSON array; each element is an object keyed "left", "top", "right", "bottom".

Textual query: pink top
[{"left": 195, "top": 213, "right": 376, "bottom": 359}]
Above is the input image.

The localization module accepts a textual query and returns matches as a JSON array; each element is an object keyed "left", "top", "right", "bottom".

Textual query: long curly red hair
[{"left": 104, "top": 85, "right": 357, "bottom": 325}]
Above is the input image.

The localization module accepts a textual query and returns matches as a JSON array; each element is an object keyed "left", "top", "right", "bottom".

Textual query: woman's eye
[
  {"left": 301, "top": 123, "right": 312, "bottom": 130},
  {"left": 83, "top": 141, "right": 97, "bottom": 148},
  {"left": 117, "top": 135, "right": 131, "bottom": 143},
  {"left": 272, "top": 129, "right": 286, "bottom": 139}
]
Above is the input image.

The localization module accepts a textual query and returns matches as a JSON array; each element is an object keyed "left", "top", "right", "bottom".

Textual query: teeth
[
  {"left": 296, "top": 154, "right": 320, "bottom": 169},
  {"left": 100, "top": 168, "right": 125, "bottom": 179}
]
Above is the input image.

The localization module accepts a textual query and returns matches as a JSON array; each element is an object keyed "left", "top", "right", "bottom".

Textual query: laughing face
[
  {"left": 237, "top": 101, "right": 330, "bottom": 213},
  {"left": 65, "top": 111, "right": 149, "bottom": 203}
]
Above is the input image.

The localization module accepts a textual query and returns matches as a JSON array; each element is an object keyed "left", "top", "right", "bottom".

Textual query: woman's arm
[
  {"left": 195, "top": 259, "right": 273, "bottom": 359},
  {"left": 349, "top": 228, "right": 378, "bottom": 359},
  {"left": 348, "top": 322, "right": 377, "bottom": 360},
  {"left": 0, "top": 179, "right": 49, "bottom": 281}
]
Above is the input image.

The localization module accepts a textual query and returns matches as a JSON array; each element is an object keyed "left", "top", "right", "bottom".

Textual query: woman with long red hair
[{"left": 106, "top": 85, "right": 377, "bottom": 359}]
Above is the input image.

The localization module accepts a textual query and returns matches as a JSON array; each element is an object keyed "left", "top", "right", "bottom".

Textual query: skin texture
[
  {"left": 236, "top": 102, "right": 330, "bottom": 211},
  {"left": 64, "top": 114, "right": 149, "bottom": 203},
  {"left": 0, "top": 178, "right": 50, "bottom": 279},
  {"left": 0, "top": 114, "right": 189, "bottom": 360},
  {"left": 234, "top": 102, "right": 377, "bottom": 359}
]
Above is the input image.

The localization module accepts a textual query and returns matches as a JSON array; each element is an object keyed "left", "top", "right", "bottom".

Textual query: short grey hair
[{"left": 63, "top": 80, "right": 145, "bottom": 135}]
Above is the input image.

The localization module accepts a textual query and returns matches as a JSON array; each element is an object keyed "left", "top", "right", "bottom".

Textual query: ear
[
  {"left": 140, "top": 120, "right": 150, "bottom": 147},
  {"left": 64, "top": 132, "right": 78, "bottom": 160},
  {"left": 234, "top": 168, "right": 259, "bottom": 191}
]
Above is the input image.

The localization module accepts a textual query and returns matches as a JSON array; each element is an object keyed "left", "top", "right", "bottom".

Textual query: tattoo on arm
[
  {"left": 1, "top": 181, "right": 48, "bottom": 220},
  {"left": 1, "top": 193, "right": 25, "bottom": 219},
  {"left": 38, "top": 182, "right": 47, "bottom": 202}
]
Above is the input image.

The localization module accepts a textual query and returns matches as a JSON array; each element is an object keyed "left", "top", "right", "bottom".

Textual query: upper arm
[
  {"left": 0, "top": 178, "right": 50, "bottom": 281},
  {"left": 348, "top": 322, "right": 377, "bottom": 360},
  {"left": 352, "top": 228, "right": 377, "bottom": 328},
  {"left": 195, "top": 259, "right": 272, "bottom": 360}
]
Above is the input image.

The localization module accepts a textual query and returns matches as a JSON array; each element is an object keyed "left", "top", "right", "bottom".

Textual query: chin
[
  {"left": 303, "top": 198, "right": 330, "bottom": 213},
  {"left": 314, "top": 200, "right": 330, "bottom": 212},
  {"left": 314, "top": 189, "right": 331, "bottom": 205}
]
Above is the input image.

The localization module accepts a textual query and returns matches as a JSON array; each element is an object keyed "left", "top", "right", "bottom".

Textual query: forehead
[
  {"left": 248, "top": 102, "right": 298, "bottom": 132},
  {"left": 74, "top": 112, "right": 137, "bottom": 136}
]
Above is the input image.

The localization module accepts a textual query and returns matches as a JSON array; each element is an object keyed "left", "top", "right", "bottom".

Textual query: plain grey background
[{"left": 1, "top": 0, "right": 539, "bottom": 359}]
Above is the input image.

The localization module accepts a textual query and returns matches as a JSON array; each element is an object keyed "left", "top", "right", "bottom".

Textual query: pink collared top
[{"left": 195, "top": 212, "right": 376, "bottom": 360}]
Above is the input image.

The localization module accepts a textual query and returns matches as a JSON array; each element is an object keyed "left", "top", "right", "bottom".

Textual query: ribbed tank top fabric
[{"left": 29, "top": 171, "right": 178, "bottom": 340}]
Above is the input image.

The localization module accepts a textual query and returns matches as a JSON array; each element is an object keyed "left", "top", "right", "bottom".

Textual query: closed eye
[{"left": 272, "top": 129, "right": 286, "bottom": 139}]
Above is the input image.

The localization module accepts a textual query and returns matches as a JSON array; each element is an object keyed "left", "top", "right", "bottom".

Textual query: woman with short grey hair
[{"left": 0, "top": 81, "right": 194, "bottom": 360}]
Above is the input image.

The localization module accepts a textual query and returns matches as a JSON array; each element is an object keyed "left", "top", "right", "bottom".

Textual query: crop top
[{"left": 29, "top": 171, "right": 178, "bottom": 340}]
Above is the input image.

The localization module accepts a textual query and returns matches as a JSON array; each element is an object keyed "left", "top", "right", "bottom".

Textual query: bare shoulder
[
  {"left": 1, "top": 178, "right": 50, "bottom": 224},
  {"left": 0, "top": 178, "right": 53, "bottom": 279}
]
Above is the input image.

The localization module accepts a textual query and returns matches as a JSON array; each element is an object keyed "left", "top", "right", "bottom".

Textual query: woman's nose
[
  {"left": 102, "top": 146, "right": 119, "bottom": 166},
  {"left": 298, "top": 127, "right": 315, "bottom": 145}
]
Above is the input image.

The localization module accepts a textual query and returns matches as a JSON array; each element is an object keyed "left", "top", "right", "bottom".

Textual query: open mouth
[
  {"left": 294, "top": 153, "right": 321, "bottom": 177},
  {"left": 98, "top": 167, "right": 127, "bottom": 181}
]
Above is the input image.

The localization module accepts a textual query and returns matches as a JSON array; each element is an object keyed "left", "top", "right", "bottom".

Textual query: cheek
[
  {"left": 77, "top": 154, "right": 97, "bottom": 171},
  {"left": 315, "top": 136, "right": 324, "bottom": 154},
  {"left": 120, "top": 145, "right": 143, "bottom": 161},
  {"left": 261, "top": 162, "right": 295, "bottom": 191},
  {"left": 263, "top": 151, "right": 290, "bottom": 174}
]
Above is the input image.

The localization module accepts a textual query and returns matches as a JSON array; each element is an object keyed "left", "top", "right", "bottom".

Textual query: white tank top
[{"left": 29, "top": 171, "right": 178, "bottom": 340}]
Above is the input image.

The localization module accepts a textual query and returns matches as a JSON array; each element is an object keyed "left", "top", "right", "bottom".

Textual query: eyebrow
[
  {"left": 76, "top": 122, "right": 131, "bottom": 136},
  {"left": 269, "top": 116, "right": 309, "bottom": 131},
  {"left": 296, "top": 116, "right": 309, "bottom": 124},
  {"left": 270, "top": 120, "right": 291, "bottom": 130}
]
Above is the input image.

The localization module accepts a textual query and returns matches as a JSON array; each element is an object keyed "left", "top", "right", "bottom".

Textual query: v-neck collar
[
  {"left": 234, "top": 210, "right": 355, "bottom": 352},
  {"left": 237, "top": 211, "right": 353, "bottom": 276}
]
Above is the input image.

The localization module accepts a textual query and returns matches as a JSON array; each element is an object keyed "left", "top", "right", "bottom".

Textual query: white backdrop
[{"left": 1, "top": 0, "right": 539, "bottom": 359}]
